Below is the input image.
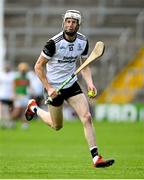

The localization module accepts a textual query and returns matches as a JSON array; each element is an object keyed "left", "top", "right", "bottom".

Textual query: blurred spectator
[
  {"left": 11, "top": 62, "right": 32, "bottom": 129},
  {"left": 0, "top": 63, "right": 15, "bottom": 128},
  {"left": 28, "top": 70, "right": 43, "bottom": 107}
]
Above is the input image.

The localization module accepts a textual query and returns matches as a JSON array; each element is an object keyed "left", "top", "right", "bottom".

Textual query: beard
[
  {"left": 64, "top": 30, "right": 77, "bottom": 37},
  {"left": 64, "top": 25, "right": 79, "bottom": 37}
]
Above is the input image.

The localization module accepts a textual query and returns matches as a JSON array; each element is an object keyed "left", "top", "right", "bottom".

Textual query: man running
[{"left": 25, "top": 9, "right": 114, "bottom": 168}]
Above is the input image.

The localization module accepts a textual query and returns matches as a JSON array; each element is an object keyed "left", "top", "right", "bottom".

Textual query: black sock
[
  {"left": 90, "top": 147, "right": 98, "bottom": 158},
  {"left": 34, "top": 108, "right": 37, "bottom": 114}
]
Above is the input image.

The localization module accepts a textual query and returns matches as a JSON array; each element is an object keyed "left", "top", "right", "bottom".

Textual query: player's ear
[{"left": 76, "top": 23, "right": 80, "bottom": 31}]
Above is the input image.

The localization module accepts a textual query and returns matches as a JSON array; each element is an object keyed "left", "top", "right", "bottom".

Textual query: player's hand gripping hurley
[{"left": 45, "top": 41, "right": 105, "bottom": 104}]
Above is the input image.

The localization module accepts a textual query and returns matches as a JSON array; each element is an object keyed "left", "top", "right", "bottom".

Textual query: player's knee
[
  {"left": 83, "top": 112, "right": 92, "bottom": 125},
  {"left": 53, "top": 124, "right": 63, "bottom": 131}
]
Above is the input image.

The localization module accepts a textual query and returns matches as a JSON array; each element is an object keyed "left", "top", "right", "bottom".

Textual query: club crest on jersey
[{"left": 77, "top": 43, "right": 83, "bottom": 51}]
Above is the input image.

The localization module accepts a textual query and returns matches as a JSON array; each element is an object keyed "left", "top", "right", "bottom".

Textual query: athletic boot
[
  {"left": 94, "top": 155, "right": 114, "bottom": 168},
  {"left": 25, "top": 99, "right": 38, "bottom": 121}
]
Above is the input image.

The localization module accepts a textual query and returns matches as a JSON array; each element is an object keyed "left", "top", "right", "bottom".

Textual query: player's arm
[
  {"left": 34, "top": 40, "right": 58, "bottom": 98},
  {"left": 80, "top": 59, "right": 96, "bottom": 92},
  {"left": 34, "top": 55, "right": 50, "bottom": 90},
  {"left": 12, "top": 78, "right": 16, "bottom": 99},
  {"left": 80, "top": 40, "right": 97, "bottom": 94}
]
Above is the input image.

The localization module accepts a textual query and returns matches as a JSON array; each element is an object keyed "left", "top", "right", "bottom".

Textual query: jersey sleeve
[
  {"left": 41, "top": 39, "right": 56, "bottom": 59},
  {"left": 81, "top": 40, "right": 89, "bottom": 59}
]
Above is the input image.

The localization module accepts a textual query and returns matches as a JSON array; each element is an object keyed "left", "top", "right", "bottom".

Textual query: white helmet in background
[{"left": 63, "top": 10, "right": 82, "bottom": 25}]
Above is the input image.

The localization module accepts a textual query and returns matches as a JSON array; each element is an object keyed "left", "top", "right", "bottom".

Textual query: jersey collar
[{"left": 63, "top": 32, "right": 77, "bottom": 43}]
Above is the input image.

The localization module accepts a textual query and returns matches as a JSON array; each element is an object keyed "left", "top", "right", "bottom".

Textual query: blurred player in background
[
  {"left": 25, "top": 10, "right": 114, "bottom": 167},
  {"left": 28, "top": 70, "right": 43, "bottom": 107},
  {"left": 0, "top": 64, "right": 15, "bottom": 128},
  {"left": 11, "top": 62, "right": 31, "bottom": 129}
]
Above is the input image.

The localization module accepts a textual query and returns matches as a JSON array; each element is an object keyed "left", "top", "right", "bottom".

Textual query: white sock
[
  {"left": 90, "top": 146, "right": 99, "bottom": 164},
  {"left": 93, "top": 155, "right": 99, "bottom": 164}
]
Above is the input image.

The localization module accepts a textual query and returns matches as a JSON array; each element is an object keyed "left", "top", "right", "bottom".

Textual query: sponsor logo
[{"left": 58, "top": 56, "right": 78, "bottom": 63}]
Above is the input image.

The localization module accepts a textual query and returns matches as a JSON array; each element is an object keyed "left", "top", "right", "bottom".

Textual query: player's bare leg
[
  {"left": 67, "top": 93, "right": 114, "bottom": 168},
  {"left": 47, "top": 104, "right": 63, "bottom": 130},
  {"left": 25, "top": 97, "right": 114, "bottom": 167},
  {"left": 25, "top": 99, "right": 63, "bottom": 130},
  {"left": 67, "top": 94, "right": 97, "bottom": 147}
]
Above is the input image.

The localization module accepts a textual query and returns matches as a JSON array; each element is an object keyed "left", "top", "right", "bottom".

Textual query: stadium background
[
  {"left": 2, "top": 0, "right": 144, "bottom": 122},
  {"left": 0, "top": 0, "right": 144, "bottom": 179}
]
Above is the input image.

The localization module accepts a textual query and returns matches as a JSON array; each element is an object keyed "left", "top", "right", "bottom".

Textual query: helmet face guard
[{"left": 63, "top": 10, "right": 82, "bottom": 25}]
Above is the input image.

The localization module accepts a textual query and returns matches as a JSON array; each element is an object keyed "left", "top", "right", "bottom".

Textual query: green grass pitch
[{"left": 0, "top": 120, "right": 144, "bottom": 179}]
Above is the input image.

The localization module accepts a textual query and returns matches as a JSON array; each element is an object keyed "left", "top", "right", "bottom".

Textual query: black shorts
[
  {"left": 44, "top": 81, "right": 83, "bottom": 107},
  {"left": 0, "top": 99, "right": 13, "bottom": 106}
]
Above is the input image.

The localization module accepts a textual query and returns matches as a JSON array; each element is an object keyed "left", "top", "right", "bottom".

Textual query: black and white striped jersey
[{"left": 41, "top": 31, "right": 89, "bottom": 89}]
